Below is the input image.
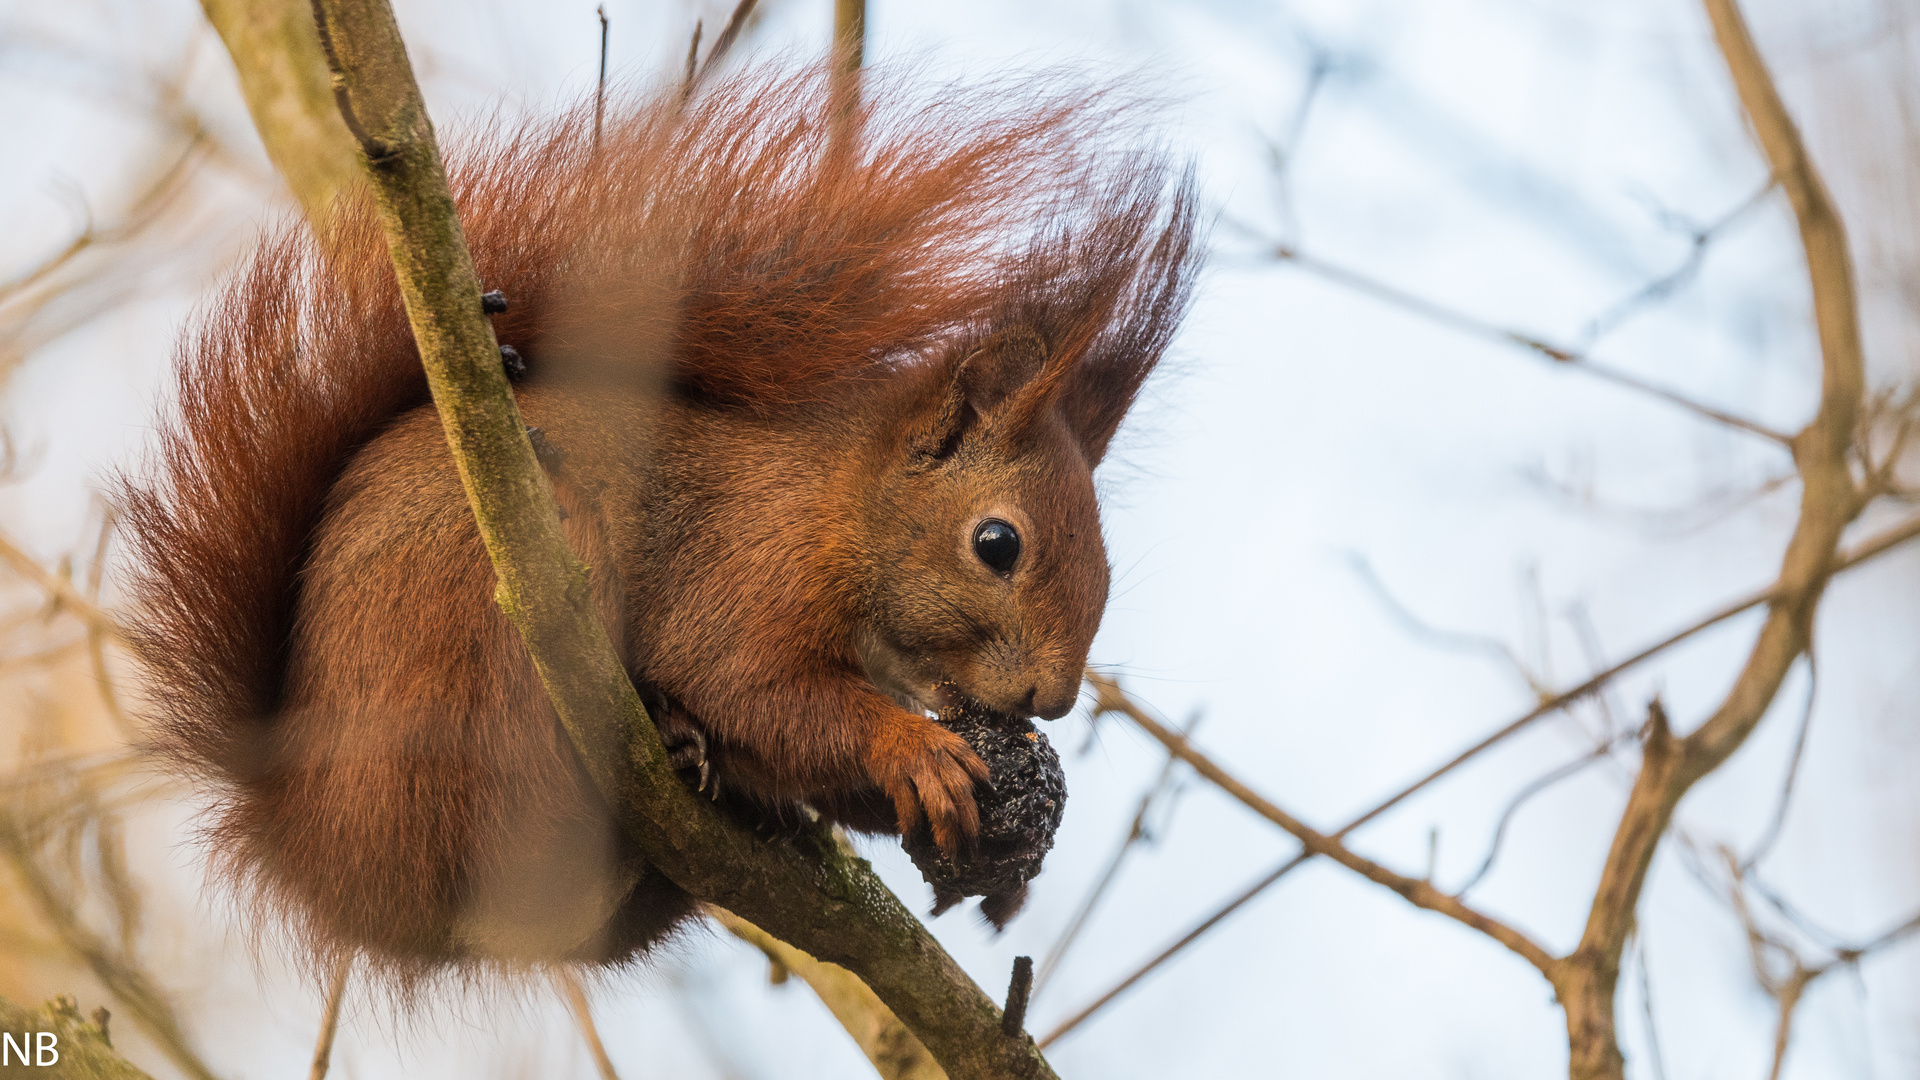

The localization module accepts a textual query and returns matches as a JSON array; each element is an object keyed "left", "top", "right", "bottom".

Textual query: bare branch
[
  {"left": 1709, "top": 845, "right": 1920, "bottom": 1080},
  {"left": 693, "top": 0, "right": 760, "bottom": 89},
  {"left": 199, "top": 0, "right": 359, "bottom": 229},
  {"left": 0, "top": 528, "right": 125, "bottom": 643},
  {"left": 1548, "top": 2, "right": 1873, "bottom": 1073},
  {"left": 830, "top": 0, "right": 865, "bottom": 151},
  {"left": 1454, "top": 740, "right": 1618, "bottom": 896},
  {"left": 82, "top": 508, "right": 138, "bottom": 741},
  {"left": 555, "top": 967, "right": 621, "bottom": 1080},
  {"left": 1047, "top": 512, "right": 1920, "bottom": 1044},
  {"left": 1740, "top": 652, "right": 1816, "bottom": 870},
  {"left": 1033, "top": 712, "right": 1200, "bottom": 995},
  {"left": 1037, "top": 852, "right": 1305, "bottom": 1048},
  {"left": 307, "top": 955, "right": 350, "bottom": 1080},
  {"left": 1090, "top": 676, "right": 1560, "bottom": 977},
  {"left": 680, "top": 20, "right": 703, "bottom": 103},
  {"left": 1632, "top": 936, "right": 1669, "bottom": 1080},
  {"left": 1347, "top": 553, "right": 1546, "bottom": 695},
  {"left": 1574, "top": 179, "right": 1774, "bottom": 349},
  {"left": 1274, "top": 245, "right": 1795, "bottom": 445},
  {"left": 592, "top": 6, "right": 610, "bottom": 151},
  {"left": 0, "top": 134, "right": 205, "bottom": 307}
]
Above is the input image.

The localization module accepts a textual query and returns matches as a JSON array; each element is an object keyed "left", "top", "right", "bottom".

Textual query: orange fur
[{"left": 118, "top": 66, "right": 1198, "bottom": 982}]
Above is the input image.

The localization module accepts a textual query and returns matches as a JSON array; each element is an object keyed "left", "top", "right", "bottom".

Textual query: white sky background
[{"left": 3, "top": 0, "right": 1918, "bottom": 1077}]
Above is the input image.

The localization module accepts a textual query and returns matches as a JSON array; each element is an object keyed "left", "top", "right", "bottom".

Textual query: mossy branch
[{"left": 301, "top": 2, "right": 1054, "bottom": 1076}]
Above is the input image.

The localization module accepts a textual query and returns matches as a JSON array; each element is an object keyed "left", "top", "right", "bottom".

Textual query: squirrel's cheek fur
[{"left": 118, "top": 65, "right": 1198, "bottom": 985}]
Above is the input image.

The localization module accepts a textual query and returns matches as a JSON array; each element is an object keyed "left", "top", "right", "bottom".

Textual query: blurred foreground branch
[
  {"left": 301, "top": 2, "right": 1052, "bottom": 1076},
  {"left": 199, "top": 0, "right": 359, "bottom": 229},
  {"left": 0, "top": 802, "right": 218, "bottom": 1080},
  {"left": 712, "top": 906, "right": 944, "bottom": 1080}
]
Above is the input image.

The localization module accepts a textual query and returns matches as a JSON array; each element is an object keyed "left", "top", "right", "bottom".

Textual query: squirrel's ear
[
  {"left": 958, "top": 329, "right": 1051, "bottom": 414},
  {"left": 912, "top": 328, "right": 1058, "bottom": 459}
]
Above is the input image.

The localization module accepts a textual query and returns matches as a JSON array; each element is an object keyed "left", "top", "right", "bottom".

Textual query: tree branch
[
  {"left": 301, "top": 4, "right": 1049, "bottom": 1076},
  {"left": 1048, "top": 510, "right": 1920, "bottom": 1043},
  {"left": 554, "top": 968, "right": 621, "bottom": 1080},
  {"left": 307, "top": 954, "right": 349, "bottom": 1080},
  {"left": 1552, "top": 3, "right": 1870, "bottom": 1075},
  {"left": 1095, "top": 678, "right": 1560, "bottom": 977},
  {"left": 1273, "top": 245, "right": 1794, "bottom": 445},
  {"left": 0, "top": 529, "right": 125, "bottom": 643}
]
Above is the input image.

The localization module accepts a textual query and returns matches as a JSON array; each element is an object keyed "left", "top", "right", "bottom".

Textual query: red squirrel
[{"left": 120, "top": 68, "right": 1196, "bottom": 979}]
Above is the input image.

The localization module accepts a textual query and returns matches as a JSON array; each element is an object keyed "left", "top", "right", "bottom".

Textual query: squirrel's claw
[{"left": 663, "top": 724, "right": 709, "bottom": 784}]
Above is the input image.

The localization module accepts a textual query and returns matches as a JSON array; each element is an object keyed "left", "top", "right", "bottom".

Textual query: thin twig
[
  {"left": 1634, "top": 934, "right": 1669, "bottom": 1080},
  {"left": 830, "top": 0, "right": 865, "bottom": 152},
  {"left": 1713, "top": 846, "right": 1920, "bottom": 1080},
  {"left": 680, "top": 20, "right": 704, "bottom": 102},
  {"left": 1261, "top": 49, "right": 1334, "bottom": 249},
  {"left": 85, "top": 506, "right": 137, "bottom": 740},
  {"left": 694, "top": 0, "right": 760, "bottom": 87},
  {"left": 1095, "top": 679, "right": 1560, "bottom": 976},
  {"left": 1763, "top": 965, "right": 1817, "bottom": 1080},
  {"left": 1574, "top": 179, "right": 1774, "bottom": 349},
  {"left": 308, "top": 954, "right": 350, "bottom": 1080},
  {"left": 710, "top": 907, "right": 945, "bottom": 1080},
  {"left": 1273, "top": 245, "right": 1794, "bottom": 445},
  {"left": 593, "top": 5, "right": 609, "bottom": 153},
  {"left": 1037, "top": 853, "right": 1305, "bottom": 1048},
  {"left": 1454, "top": 740, "right": 1620, "bottom": 896},
  {"left": 1033, "top": 711, "right": 1200, "bottom": 995},
  {"left": 1045, "top": 515, "right": 1920, "bottom": 1045},
  {"left": 1740, "top": 651, "right": 1816, "bottom": 871},
  {"left": 1000, "top": 957, "right": 1032, "bottom": 1038},
  {"left": 0, "top": 133, "right": 206, "bottom": 308},
  {"left": 555, "top": 968, "right": 621, "bottom": 1080},
  {"left": 1347, "top": 552, "right": 1545, "bottom": 695},
  {"left": 0, "top": 528, "right": 125, "bottom": 642}
]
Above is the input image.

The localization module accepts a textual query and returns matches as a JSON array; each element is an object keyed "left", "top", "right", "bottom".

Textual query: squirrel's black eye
[{"left": 972, "top": 519, "right": 1021, "bottom": 576}]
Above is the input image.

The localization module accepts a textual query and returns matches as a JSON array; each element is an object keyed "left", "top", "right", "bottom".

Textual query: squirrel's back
[{"left": 120, "top": 67, "right": 1197, "bottom": 979}]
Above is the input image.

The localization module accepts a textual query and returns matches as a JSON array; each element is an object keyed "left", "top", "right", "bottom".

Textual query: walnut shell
[{"left": 901, "top": 695, "right": 1066, "bottom": 929}]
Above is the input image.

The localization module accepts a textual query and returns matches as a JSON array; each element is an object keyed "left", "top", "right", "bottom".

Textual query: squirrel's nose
[{"left": 1029, "top": 685, "right": 1076, "bottom": 721}]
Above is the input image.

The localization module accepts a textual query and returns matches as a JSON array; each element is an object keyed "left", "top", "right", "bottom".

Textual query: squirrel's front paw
[{"left": 867, "top": 712, "right": 989, "bottom": 859}]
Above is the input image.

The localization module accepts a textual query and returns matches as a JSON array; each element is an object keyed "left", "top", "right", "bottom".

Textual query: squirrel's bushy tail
[{"left": 118, "top": 65, "right": 1193, "bottom": 958}]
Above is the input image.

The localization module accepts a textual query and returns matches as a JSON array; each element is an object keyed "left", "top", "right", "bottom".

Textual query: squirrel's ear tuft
[{"left": 1060, "top": 173, "right": 1201, "bottom": 464}]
